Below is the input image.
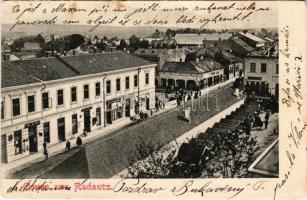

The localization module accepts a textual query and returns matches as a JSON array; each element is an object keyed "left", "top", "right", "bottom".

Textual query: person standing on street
[
  {"left": 43, "top": 141, "right": 48, "bottom": 160},
  {"left": 65, "top": 140, "right": 71, "bottom": 152},
  {"left": 76, "top": 136, "right": 82, "bottom": 147},
  {"left": 264, "top": 111, "right": 270, "bottom": 129}
]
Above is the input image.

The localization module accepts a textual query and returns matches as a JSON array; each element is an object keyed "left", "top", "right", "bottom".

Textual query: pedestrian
[
  {"left": 162, "top": 101, "right": 165, "bottom": 109},
  {"left": 83, "top": 129, "right": 87, "bottom": 137},
  {"left": 43, "top": 141, "right": 48, "bottom": 160},
  {"left": 65, "top": 140, "right": 71, "bottom": 151},
  {"left": 264, "top": 111, "right": 270, "bottom": 129},
  {"left": 76, "top": 136, "right": 82, "bottom": 147}
]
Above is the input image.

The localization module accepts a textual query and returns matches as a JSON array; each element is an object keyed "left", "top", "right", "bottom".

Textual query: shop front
[
  {"left": 24, "top": 121, "right": 40, "bottom": 153},
  {"left": 106, "top": 98, "right": 123, "bottom": 124}
]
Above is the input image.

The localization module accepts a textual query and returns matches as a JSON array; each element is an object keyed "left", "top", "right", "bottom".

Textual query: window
[
  {"left": 96, "top": 107, "right": 101, "bottom": 125},
  {"left": 261, "top": 63, "right": 267, "bottom": 73},
  {"left": 1, "top": 101, "right": 4, "bottom": 119},
  {"left": 125, "top": 77, "right": 130, "bottom": 90},
  {"left": 116, "top": 78, "right": 121, "bottom": 91},
  {"left": 276, "top": 63, "right": 279, "bottom": 74},
  {"left": 250, "top": 63, "right": 256, "bottom": 73},
  {"left": 42, "top": 92, "right": 49, "bottom": 109},
  {"left": 57, "top": 89, "right": 64, "bottom": 106},
  {"left": 106, "top": 80, "right": 111, "bottom": 94},
  {"left": 27, "top": 95, "right": 35, "bottom": 113},
  {"left": 12, "top": 98, "right": 20, "bottom": 116},
  {"left": 134, "top": 75, "right": 138, "bottom": 87},
  {"left": 71, "top": 87, "right": 77, "bottom": 103},
  {"left": 145, "top": 73, "right": 149, "bottom": 85},
  {"left": 14, "top": 130, "right": 22, "bottom": 154},
  {"left": 72, "top": 114, "right": 78, "bottom": 134},
  {"left": 43, "top": 122, "right": 50, "bottom": 143},
  {"left": 83, "top": 84, "right": 89, "bottom": 99},
  {"left": 95, "top": 82, "right": 101, "bottom": 97}
]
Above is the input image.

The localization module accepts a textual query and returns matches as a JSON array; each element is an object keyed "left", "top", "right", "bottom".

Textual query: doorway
[
  {"left": 146, "top": 97, "right": 150, "bottom": 110},
  {"left": 57, "top": 117, "right": 66, "bottom": 142},
  {"left": 28, "top": 126, "right": 38, "bottom": 153},
  {"left": 83, "top": 110, "right": 91, "bottom": 132},
  {"left": 125, "top": 99, "right": 130, "bottom": 117}
]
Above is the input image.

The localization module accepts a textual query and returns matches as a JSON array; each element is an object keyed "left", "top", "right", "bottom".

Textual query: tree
[
  {"left": 140, "top": 40, "right": 149, "bottom": 49},
  {"left": 129, "top": 35, "right": 141, "bottom": 51},
  {"left": 126, "top": 138, "right": 178, "bottom": 178},
  {"left": 118, "top": 39, "right": 128, "bottom": 50},
  {"left": 67, "top": 34, "right": 85, "bottom": 50}
]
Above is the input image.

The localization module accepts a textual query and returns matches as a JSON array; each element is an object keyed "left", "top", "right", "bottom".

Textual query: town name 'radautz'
[{"left": 74, "top": 181, "right": 112, "bottom": 191}]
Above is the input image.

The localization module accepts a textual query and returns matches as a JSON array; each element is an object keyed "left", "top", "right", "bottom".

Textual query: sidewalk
[{"left": 1, "top": 118, "right": 130, "bottom": 175}]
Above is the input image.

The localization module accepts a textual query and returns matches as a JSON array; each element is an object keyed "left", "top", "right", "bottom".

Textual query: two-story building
[
  {"left": 1, "top": 51, "right": 156, "bottom": 163},
  {"left": 243, "top": 41, "right": 278, "bottom": 97}
]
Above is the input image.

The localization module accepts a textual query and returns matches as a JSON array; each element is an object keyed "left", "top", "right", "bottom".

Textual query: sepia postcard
[{"left": 0, "top": 1, "right": 306, "bottom": 199}]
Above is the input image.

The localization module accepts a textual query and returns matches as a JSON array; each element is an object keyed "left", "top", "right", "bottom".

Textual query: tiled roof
[
  {"left": 1, "top": 52, "right": 154, "bottom": 88},
  {"left": 192, "top": 58, "right": 223, "bottom": 72},
  {"left": 1, "top": 58, "right": 77, "bottom": 88},
  {"left": 247, "top": 41, "right": 278, "bottom": 58},
  {"left": 134, "top": 48, "right": 167, "bottom": 57},
  {"left": 161, "top": 62, "right": 198, "bottom": 74},
  {"left": 1, "top": 65, "right": 40, "bottom": 88},
  {"left": 60, "top": 51, "right": 154, "bottom": 75}
]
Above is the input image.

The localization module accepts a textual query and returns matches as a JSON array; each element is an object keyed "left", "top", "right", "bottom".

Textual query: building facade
[
  {"left": 1, "top": 52, "right": 156, "bottom": 163},
  {"left": 156, "top": 58, "right": 224, "bottom": 91},
  {"left": 243, "top": 41, "right": 278, "bottom": 96}
]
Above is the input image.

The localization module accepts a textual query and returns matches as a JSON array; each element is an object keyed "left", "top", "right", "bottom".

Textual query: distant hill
[
  {"left": 1, "top": 24, "right": 277, "bottom": 40},
  {"left": 1, "top": 24, "right": 172, "bottom": 39}
]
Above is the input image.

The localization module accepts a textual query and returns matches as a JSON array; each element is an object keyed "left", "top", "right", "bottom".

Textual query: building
[
  {"left": 156, "top": 58, "right": 224, "bottom": 90},
  {"left": 1, "top": 52, "right": 156, "bottom": 163},
  {"left": 174, "top": 34, "right": 204, "bottom": 50},
  {"left": 238, "top": 32, "right": 266, "bottom": 48},
  {"left": 243, "top": 41, "right": 278, "bottom": 96}
]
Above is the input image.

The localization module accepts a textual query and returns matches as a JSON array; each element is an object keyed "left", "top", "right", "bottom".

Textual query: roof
[
  {"left": 231, "top": 37, "right": 254, "bottom": 54},
  {"left": 22, "top": 42, "right": 42, "bottom": 51},
  {"left": 175, "top": 34, "right": 204, "bottom": 45},
  {"left": 238, "top": 32, "right": 266, "bottom": 43},
  {"left": 161, "top": 58, "right": 223, "bottom": 74},
  {"left": 2, "top": 52, "right": 154, "bottom": 88},
  {"left": 134, "top": 48, "right": 167, "bottom": 57},
  {"left": 246, "top": 40, "right": 278, "bottom": 58},
  {"left": 61, "top": 52, "right": 154, "bottom": 75},
  {"left": 221, "top": 51, "right": 243, "bottom": 63},
  {"left": 202, "top": 33, "right": 232, "bottom": 41},
  {"left": 175, "top": 33, "right": 232, "bottom": 45},
  {"left": 1, "top": 58, "right": 77, "bottom": 88},
  {"left": 248, "top": 139, "right": 279, "bottom": 177}
]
